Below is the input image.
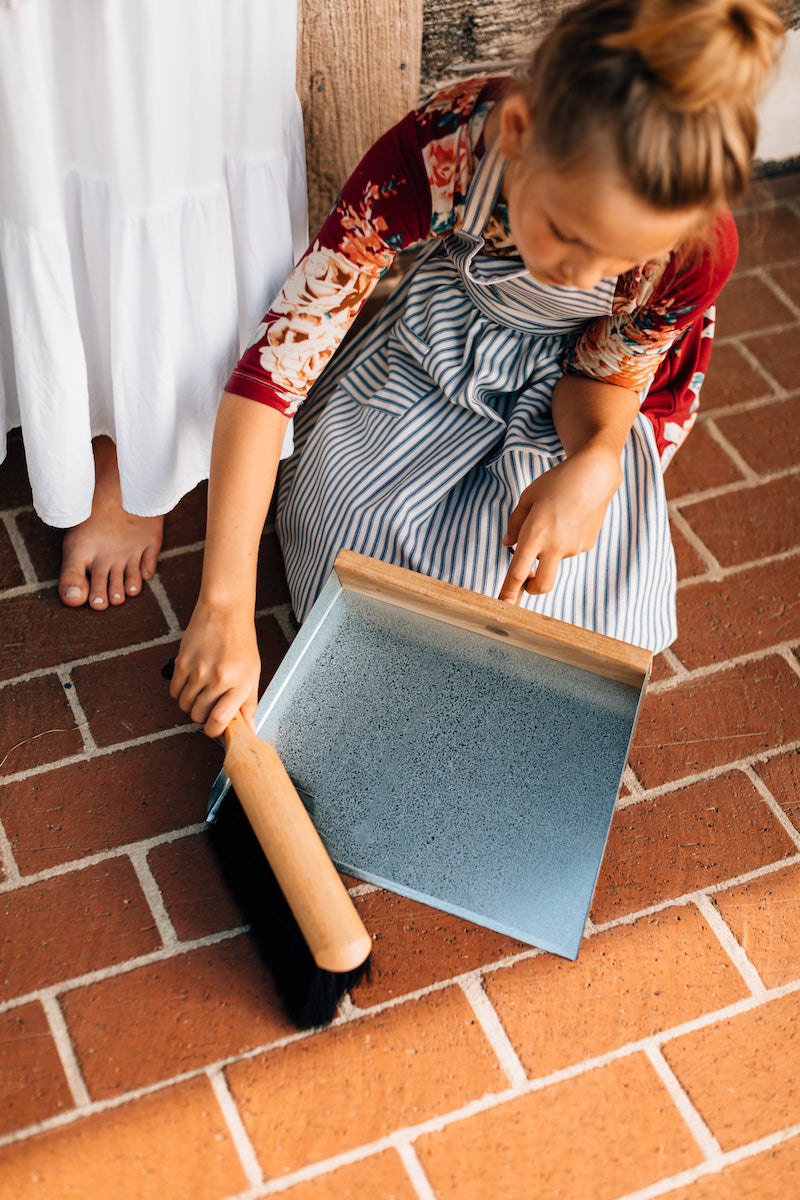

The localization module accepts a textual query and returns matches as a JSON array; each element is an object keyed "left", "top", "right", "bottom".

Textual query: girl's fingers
[{"left": 525, "top": 553, "right": 559, "bottom": 595}]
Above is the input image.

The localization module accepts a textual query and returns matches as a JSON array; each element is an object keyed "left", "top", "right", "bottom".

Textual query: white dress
[{"left": 0, "top": 0, "right": 307, "bottom": 526}]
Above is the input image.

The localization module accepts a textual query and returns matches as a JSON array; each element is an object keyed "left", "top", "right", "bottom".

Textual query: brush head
[{"left": 207, "top": 788, "right": 369, "bottom": 1029}]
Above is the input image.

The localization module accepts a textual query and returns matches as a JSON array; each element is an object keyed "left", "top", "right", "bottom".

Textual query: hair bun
[{"left": 606, "top": 0, "right": 784, "bottom": 112}]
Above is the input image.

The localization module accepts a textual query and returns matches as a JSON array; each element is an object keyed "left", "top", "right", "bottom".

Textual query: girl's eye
[{"left": 548, "top": 219, "right": 570, "bottom": 243}]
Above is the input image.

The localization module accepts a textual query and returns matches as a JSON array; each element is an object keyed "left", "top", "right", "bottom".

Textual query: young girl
[{"left": 172, "top": 0, "right": 783, "bottom": 738}]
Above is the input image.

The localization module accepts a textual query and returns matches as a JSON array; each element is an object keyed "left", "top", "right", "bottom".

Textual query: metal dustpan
[{"left": 210, "top": 550, "right": 651, "bottom": 960}]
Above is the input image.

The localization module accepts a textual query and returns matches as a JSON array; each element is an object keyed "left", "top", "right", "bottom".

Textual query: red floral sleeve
[{"left": 225, "top": 78, "right": 502, "bottom": 415}]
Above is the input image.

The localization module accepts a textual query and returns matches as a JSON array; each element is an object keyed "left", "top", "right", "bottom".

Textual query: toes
[
  {"left": 108, "top": 564, "right": 127, "bottom": 605},
  {"left": 88, "top": 562, "right": 111, "bottom": 610},
  {"left": 59, "top": 570, "right": 90, "bottom": 607},
  {"left": 140, "top": 543, "right": 159, "bottom": 584}
]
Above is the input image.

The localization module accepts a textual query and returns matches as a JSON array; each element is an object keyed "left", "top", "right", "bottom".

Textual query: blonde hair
[{"left": 522, "top": 0, "right": 785, "bottom": 208}]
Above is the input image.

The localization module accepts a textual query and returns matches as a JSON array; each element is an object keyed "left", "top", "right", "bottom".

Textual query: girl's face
[{"left": 498, "top": 94, "right": 705, "bottom": 291}]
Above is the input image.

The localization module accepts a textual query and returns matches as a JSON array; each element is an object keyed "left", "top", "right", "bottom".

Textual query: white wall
[{"left": 756, "top": 27, "right": 800, "bottom": 165}]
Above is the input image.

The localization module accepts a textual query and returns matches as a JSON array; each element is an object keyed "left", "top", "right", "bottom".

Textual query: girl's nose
[{"left": 561, "top": 256, "right": 605, "bottom": 291}]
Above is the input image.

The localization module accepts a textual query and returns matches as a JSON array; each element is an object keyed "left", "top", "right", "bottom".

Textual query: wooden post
[{"left": 298, "top": 0, "right": 424, "bottom": 233}]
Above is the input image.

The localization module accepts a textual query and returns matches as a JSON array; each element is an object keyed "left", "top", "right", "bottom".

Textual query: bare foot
[{"left": 59, "top": 437, "right": 164, "bottom": 610}]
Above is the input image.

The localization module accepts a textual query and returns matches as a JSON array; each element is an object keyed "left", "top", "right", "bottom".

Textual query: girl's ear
[{"left": 498, "top": 91, "right": 534, "bottom": 162}]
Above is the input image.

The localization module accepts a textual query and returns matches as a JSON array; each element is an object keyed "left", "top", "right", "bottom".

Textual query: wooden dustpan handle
[{"left": 222, "top": 714, "right": 372, "bottom": 974}]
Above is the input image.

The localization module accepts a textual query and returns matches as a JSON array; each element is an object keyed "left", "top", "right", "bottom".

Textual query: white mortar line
[
  {"left": 693, "top": 894, "right": 767, "bottom": 997},
  {"left": 208, "top": 1067, "right": 264, "bottom": 1189},
  {"left": 146, "top": 571, "right": 182, "bottom": 634},
  {"left": 0, "top": 814, "right": 19, "bottom": 884},
  {"left": 743, "top": 762, "right": 800, "bottom": 852},
  {"left": 127, "top": 847, "right": 180, "bottom": 947},
  {"left": 40, "top": 994, "right": 91, "bottom": 1108},
  {"left": 392, "top": 1138, "right": 439, "bottom": 1200},
  {"left": 643, "top": 1041, "right": 722, "bottom": 1158},
  {"left": 0, "top": 510, "right": 38, "bottom": 585},
  {"left": 56, "top": 666, "right": 96, "bottom": 752},
  {"left": 703, "top": 418, "right": 761, "bottom": 483},
  {"left": 615, "top": 1121, "right": 800, "bottom": 1200},
  {"left": 0, "top": 822, "right": 207, "bottom": 895},
  {"left": 0, "top": 721, "right": 200, "bottom": 786},
  {"left": 460, "top": 975, "right": 529, "bottom": 1090}
]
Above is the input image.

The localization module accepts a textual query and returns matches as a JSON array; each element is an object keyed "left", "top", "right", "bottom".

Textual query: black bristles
[{"left": 207, "top": 789, "right": 369, "bottom": 1029}]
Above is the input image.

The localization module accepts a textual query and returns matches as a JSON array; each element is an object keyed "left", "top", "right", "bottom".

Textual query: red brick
[
  {"left": 159, "top": 529, "right": 290, "bottom": 631},
  {"left": 0, "top": 429, "right": 34, "bottom": 507},
  {"left": 649, "top": 650, "right": 678, "bottom": 683},
  {"left": 483, "top": 907, "right": 748, "bottom": 1078},
  {"left": 733, "top": 205, "right": 800, "bottom": 272},
  {"left": 146, "top": 831, "right": 244, "bottom": 941},
  {"left": 139, "top": 547, "right": 202, "bottom": 631},
  {"left": 699, "top": 343, "right": 773, "bottom": 410},
  {"left": 350, "top": 891, "right": 525, "bottom": 1008},
  {"left": 70, "top": 638, "right": 187, "bottom": 745},
  {"left": 662, "top": 991, "right": 800, "bottom": 1151},
  {"left": 664, "top": 423, "right": 744, "bottom": 502},
  {"left": 0, "top": 675, "right": 84, "bottom": 775},
  {"left": 0, "top": 1002, "right": 74, "bottom": 1137},
  {"left": 743, "top": 326, "right": 800, "bottom": 393},
  {"left": 0, "top": 586, "right": 169, "bottom": 682},
  {"left": 61, "top": 936, "right": 294, "bottom": 1099},
  {"left": 161, "top": 480, "right": 208, "bottom": 550},
  {"left": 415, "top": 1053, "right": 702, "bottom": 1200},
  {"left": 0, "top": 734, "right": 220, "bottom": 873},
  {"left": 753, "top": 746, "right": 800, "bottom": 832},
  {"left": 0, "top": 521, "right": 25, "bottom": 589},
  {"left": 715, "top": 396, "right": 800, "bottom": 476},
  {"left": 714, "top": 272, "right": 796, "bottom": 338},
  {"left": 278, "top": 1151, "right": 418, "bottom": 1200},
  {"left": 225, "top": 987, "right": 505, "bottom": 1177},
  {"left": 591, "top": 772, "right": 795, "bottom": 923},
  {"left": 680, "top": 474, "right": 800, "bottom": 567},
  {"left": 659, "top": 1133, "right": 800, "bottom": 1200},
  {"left": 713, "top": 863, "right": 800, "bottom": 989},
  {"left": 673, "top": 557, "right": 800, "bottom": 669},
  {"left": 0, "top": 860, "right": 160, "bottom": 1002},
  {"left": 671, "top": 523, "right": 709, "bottom": 582},
  {"left": 770, "top": 261, "right": 800, "bottom": 308},
  {"left": 0, "top": 1076, "right": 248, "bottom": 1200},
  {"left": 629, "top": 656, "right": 800, "bottom": 787},
  {"left": 13, "top": 509, "right": 62, "bottom": 583}
]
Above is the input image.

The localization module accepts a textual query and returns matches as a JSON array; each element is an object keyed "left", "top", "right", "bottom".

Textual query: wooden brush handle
[{"left": 222, "top": 713, "right": 372, "bottom": 974}]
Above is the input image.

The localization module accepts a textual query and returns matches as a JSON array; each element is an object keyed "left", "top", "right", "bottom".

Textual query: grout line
[
  {"left": 57, "top": 666, "right": 97, "bottom": 753},
  {"left": 614, "top": 1122, "right": 800, "bottom": 1200},
  {"left": 208, "top": 1068, "right": 264, "bottom": 1189},
  {"left": 693, "top": 894, "right": 767, "bottom": 997},
  {"left": 0, "top": 510, "right": 38, "bottom": 585},
  {"left": 0, "top": 927, "right": 250, "bottom": 1019},
  {"left": 742, "top": 763, "right": 800, "bottom": 852},
  {"left": 0, "top": 721, "right": 199, "bottom": 786},
  {"left": 460, "top": 976, "right": 529, "bottom": 1090},
  {"left": 643, "top": 1041, "right": 722, "bottom": 1159},
  {"left": 41, "top": 994, "right": 91, "bottom": 1108},
  {"left": 0, "top": 822, "right": 208, "bottom": 896},
  {"left": 0, "top": 635, "right": 183, "bottom": 693},
  {"left": 703, "top": 418, "right": 760, "bottom": 483},
  {"left": 0, "top": 814, "right": 20, "bottom": 884},
  {"left": 147, "top": 571, "right": 182, "bottom": 634},
  {"left": 127, "top": 847, "right": 180, "bottom": 948},
  {"left": 392, "top": 1138, "right": 439, "bottom": 1200}
]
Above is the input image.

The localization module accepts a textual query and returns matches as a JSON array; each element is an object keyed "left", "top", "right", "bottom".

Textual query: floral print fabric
[{"left": 226, "top": 76, "right": 737, "bottom": 463}]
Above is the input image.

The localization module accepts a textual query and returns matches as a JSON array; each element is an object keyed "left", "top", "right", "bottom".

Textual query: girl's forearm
[
  {"left": 198, "top": 391, "right": 290, "bottom": 612},
  {"left": 551, "top": 373, "right": 640, "bottom": 463}
]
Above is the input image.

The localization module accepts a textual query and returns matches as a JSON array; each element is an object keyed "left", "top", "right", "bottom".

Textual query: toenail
[
  {"left": 112, "top": 592, "right": 122, "bottom": 600},
  {"left": 91, "top": 596, "right": 104, "bottom": 607},
  {"left": 127, "top": 585, "right": 139, "bottom": 594},
  {"left": 65, "top": 586, "right": 82, "bottom": 599}
]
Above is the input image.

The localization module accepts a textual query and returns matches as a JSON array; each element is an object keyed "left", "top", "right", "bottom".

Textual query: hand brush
[{"left": 163, "top": 663, "right": 372, "bottom": 1027}]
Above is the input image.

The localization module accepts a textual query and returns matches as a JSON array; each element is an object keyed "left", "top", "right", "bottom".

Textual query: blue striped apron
[{"left": 276, "top": 141, "right": 677, "bottom": 651}]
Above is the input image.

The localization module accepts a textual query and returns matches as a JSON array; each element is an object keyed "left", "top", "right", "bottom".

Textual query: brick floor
[{"left": 0, "top": 172, "right": 798, "bottom": 1199}]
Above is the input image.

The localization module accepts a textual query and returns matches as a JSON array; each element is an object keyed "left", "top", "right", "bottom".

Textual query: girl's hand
[
  {"left": 169, "top": 600, "right": 261, "bottom": 739},
  {"left": 498, "top": 444, "right": 622, "bottom": 605}
]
